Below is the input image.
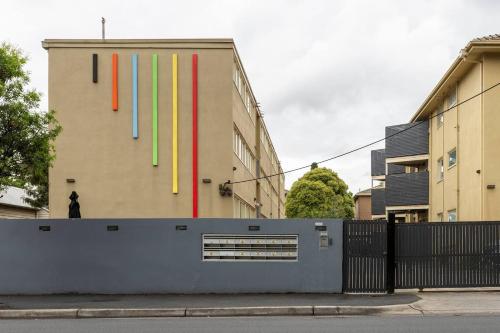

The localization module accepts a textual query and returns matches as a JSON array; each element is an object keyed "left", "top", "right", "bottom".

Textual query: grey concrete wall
[{"left": 0, "top": 219, "right": 343, "bottom": 294}]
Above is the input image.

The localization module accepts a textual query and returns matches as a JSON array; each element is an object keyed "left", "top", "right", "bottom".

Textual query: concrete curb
[
  {"left": 0, "top": 309, "right": 78, "bottom": 319},
  {"left": 77, "top": 308, "right": 186, "bottom": 318},
  {"left": 2, "top": 304, "right": 498, "bottom": 319},
  {"left": 186, "top": 306, "right": 313, "bottom": 317},
  {"left": 314, "top": 304, "right": 420, "bottom": 316}
]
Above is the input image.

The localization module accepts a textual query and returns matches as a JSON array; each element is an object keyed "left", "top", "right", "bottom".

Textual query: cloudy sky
[{"left": 2, "top": 0, "right": 499, "bottom": 192}]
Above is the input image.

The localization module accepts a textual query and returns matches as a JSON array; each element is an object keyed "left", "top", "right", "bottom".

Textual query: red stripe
[
  {"left": 192, "top": 54, "right": 198, "bottom": 218},
  {"left": 112, "top": 53, "right": 118, "bottom": 111}
]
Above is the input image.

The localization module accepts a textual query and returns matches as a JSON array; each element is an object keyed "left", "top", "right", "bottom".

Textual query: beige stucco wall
[
  {"left": 46, "top": 40, "right": 284, "bottom": 219},
  {"left": 456, "top": 64, "right": 482, "bottom": 221},
  {"left": 482, "top": 54, "right": 500, "bottom": 220},
  {"left": 48, "top": 43, "right": 234, "bottom": 218},
  {"left": 429, "top": 64, "right": 481, "bottom": 222},
  {"left": 427, "top": 57, "right": 500, "bottom": 222}
]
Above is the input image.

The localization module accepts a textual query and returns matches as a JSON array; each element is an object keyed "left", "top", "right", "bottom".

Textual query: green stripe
[{"left": 152, "top": 54, "right": 158, "bottom": 166}]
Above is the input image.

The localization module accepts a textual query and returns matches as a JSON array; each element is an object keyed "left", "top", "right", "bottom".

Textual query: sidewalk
[{"left": 0, "top": 291, "right": 499, "bottom": 318}]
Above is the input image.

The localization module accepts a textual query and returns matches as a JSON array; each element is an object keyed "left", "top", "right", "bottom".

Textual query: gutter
[{"left": 409, "top": 41, "right": 500, "bottom": 122}]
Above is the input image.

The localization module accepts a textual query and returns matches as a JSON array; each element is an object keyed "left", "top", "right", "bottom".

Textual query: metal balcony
[
  {"left": 371, "top": 187, "right": 386, "bottom": 216},
  {"left": 385, "top": 121, "right": 429, "bottom": 159},
  {"left": 386, "top": 171, "right": 429, "bottom": 207}
]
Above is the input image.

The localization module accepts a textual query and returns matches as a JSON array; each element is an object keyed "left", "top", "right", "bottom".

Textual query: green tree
[
  {"left": 0, "top": 42, "right": 61, "bottom": 207},
  {"left": 285, "top": 167, "right": 354, "bottom": 218}
]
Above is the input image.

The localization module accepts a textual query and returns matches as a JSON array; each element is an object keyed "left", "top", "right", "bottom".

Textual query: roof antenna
[{"left": 101, "top": 17, "right": 106, "bottom": 40}]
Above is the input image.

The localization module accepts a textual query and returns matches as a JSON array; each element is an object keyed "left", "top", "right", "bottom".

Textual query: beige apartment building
[
  {"left": 43, "top": 39, "right": 285, "bottom": 219},
  {"left": 371, "top": 34, "right": 500, "bottom": 222}
]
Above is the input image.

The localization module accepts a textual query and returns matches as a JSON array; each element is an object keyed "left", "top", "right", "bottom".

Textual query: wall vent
[{"left": 202, "top": 234, "right": 298, "bottom": 261}]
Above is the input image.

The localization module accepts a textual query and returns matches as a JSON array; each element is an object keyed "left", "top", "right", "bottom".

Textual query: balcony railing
[
  {"left": 385, "top": 121, "right": 429, "bottom": 158},
  {"left": 371, "top": 149, "right": 405, "bottom": 177},
  {"left": 371, "top": 187, "right": 386, "bottom": 216},
  {"left": 386, "top": 171, "right": 429, "bottom": 207},
  {"left": 371, "top": 149, "right": 385, "bottom": 177}
]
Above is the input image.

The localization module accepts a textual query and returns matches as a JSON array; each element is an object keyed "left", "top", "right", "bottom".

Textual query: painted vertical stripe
[
  {"left": 112, "top": 53, "right": 118, "bottom": 111},
  {"left": 172, "top": 54, "right": 179, "bottom": 194},
  {"left": 192, "top": 54, "right": 198, "bottom": 218},
  {"left": 132, "top": 54, "right": 138, "bottom": 139},
  {"left": 152, "top": 54, "right": 158, "bottom": 166},
  {"left": 92, "top": 54, "right": 98, "bottom": 83}
]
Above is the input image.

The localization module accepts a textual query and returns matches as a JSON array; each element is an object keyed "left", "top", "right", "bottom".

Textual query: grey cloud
[{"left": 2, "top": 0, "right": 499, "bottom": 193}]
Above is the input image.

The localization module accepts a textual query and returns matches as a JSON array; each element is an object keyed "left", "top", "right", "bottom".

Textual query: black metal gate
[
  {"left": 395, "top": 222, "right": 500, "bottom": 288},
  {"left": 342, "top": 220, "right": 387, "bottom": 293},
  {"left": 343, "top": 219, "right": 500, "bottom": 293}
]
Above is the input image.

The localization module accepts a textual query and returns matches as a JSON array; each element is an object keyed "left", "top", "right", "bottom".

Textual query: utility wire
[{"left": 228, "top": 81, "right": 500, "bottom": 185}]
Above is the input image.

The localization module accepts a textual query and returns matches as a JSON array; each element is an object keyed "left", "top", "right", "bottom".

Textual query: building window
[
  {"left": 448, "top": 209, "right": 457, "bottom": 222},
  {"left": 448, "top": 88, "right": 457, "bottom": 108},
  {"left": 448, "top": 148, "right": 457, "bottom": 168},
  {"left": 437, "top": 157, "right": 444, "bottom": 181},
  {"left": 233, "top": 128, "right": 255, "bottom": 173},
  {"left": 437, "top": 109, "right": 444, "bottom": 129},
  {"left": 233, "top": 195, "right": 254, "bottom": 218},
  {"left": 245, "top": 92, "right": 251, "bottom": 113}
]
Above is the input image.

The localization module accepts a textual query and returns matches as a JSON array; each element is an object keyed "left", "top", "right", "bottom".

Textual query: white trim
[
  {"left": 386, "top": 205, "right": 429, "bottom": 211},
  {"left": 386, "top": 154, "right": 429, "bottom": 165}
]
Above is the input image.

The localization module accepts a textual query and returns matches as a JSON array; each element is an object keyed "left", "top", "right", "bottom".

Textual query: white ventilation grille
[{"left": 202, "top": 234, "right": 298, "bottom": 261}]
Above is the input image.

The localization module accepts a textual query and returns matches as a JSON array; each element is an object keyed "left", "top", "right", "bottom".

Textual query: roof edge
[
  {"left": 410, "top": 38, "right": 500, "bottom": 122},
  {"left": 42, "top": 38, "right": 235, "bottom": 49}
]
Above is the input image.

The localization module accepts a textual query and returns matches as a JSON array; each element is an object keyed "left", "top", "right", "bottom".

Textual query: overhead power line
[{"left": 228, "top": 81, "right": 500, "bottom": 185}]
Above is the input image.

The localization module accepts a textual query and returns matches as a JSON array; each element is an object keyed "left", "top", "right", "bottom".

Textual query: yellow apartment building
[{"left": 372, "top": 34, "right": 500, "bottom": 222}]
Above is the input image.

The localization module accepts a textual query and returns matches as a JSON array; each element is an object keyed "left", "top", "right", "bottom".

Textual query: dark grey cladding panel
[
  {"left": 371, "top": 149, "right": 386, "bottom": 176},
  {"left": 371, "top": 188, "right": 386, "bottom": 215},
  {"left": 388, "top": 164, "right": 405, "bottom": 175},
  {"left": 386, "top": 171, "right": 429, "bottom": 206},
  {"left": 371, "top": 149, "right": 405, "bottom": 176},
  {"left": 385, "top": 120, "right": 429, "bottom": 158}
]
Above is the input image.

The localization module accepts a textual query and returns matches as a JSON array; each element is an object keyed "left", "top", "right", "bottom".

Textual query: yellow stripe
[{"left": 172, "top": 54, "right": 178, "bottom": 193}]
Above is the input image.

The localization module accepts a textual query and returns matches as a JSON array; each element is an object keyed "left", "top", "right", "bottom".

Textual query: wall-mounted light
[
  {"left": 66, "top": 178, "right": 76, "bottom": 183},
  {"left": 219, "top": 181, "right": 232, "bottom": 197},
  {"left": 202, "top": 178, "right": 212, "bottom": 184},
  {"left": 487, "top": 184, "right": 496, "bottom": 189}
]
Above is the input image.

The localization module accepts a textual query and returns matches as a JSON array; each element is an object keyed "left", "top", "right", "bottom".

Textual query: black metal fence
[
  {"left": 342, "top": 221, "right": 387, "bottom": 293},
  {"left": 395, "top": 222, "right": 500, "bottom": 288},
  {"left": 343, "top": 219, "right": 500, "bottom": 293}
]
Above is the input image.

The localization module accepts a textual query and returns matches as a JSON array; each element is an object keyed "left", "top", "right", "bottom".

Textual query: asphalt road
[{"left": 1, "top": 316, "right": 499, "bottom": 333}]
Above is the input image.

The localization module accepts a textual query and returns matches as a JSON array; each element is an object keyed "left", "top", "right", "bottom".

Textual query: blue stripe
[{"left": 132, "top": 54, "right": 139, "bottom": 139}]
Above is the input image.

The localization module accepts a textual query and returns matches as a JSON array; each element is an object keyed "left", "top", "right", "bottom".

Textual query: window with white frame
[
  {"left": 436, "top": 105, "right": 444, "bottom": 129},
  {"left": 233, "top": 195, "right": 254, "bottom": 218},
  {"left": 437, "top": 157, "right": 444, "bottom": 181},
  {"left": 233, "top": 66, "right": 241, "bottom": 94},
  {"left": 448, "top": 88, "right": 457, "bottom": 108},
  {"left": 448, "top": 148, "right": 457, "bottom": 168},
  {"left": 448, "top": 209, "right": 457, "bottom": 222},
  {"left": 245, "top": 93, "right": 251, "bottom": 113},
  {"left": 233, "top": 128, "right": 255, "bottom": 173}
]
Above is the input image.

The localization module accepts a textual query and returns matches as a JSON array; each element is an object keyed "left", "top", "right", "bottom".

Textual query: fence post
[{"left": 386, "top": 213, "right": 396, "bottom": 294}]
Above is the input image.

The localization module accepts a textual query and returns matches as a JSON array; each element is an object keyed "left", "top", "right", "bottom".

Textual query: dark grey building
[{"left": 370, "top": 121, "right": 429, "bottom": 222}]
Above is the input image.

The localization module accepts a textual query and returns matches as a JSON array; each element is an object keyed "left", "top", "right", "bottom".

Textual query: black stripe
[{"left": 92, "top": 54, "right": 98, "bottom": 83}]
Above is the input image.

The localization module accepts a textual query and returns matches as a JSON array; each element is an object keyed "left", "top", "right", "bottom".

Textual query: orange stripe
[{"left": 112, "top": 53, "right": 118, "bottom": 111}]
